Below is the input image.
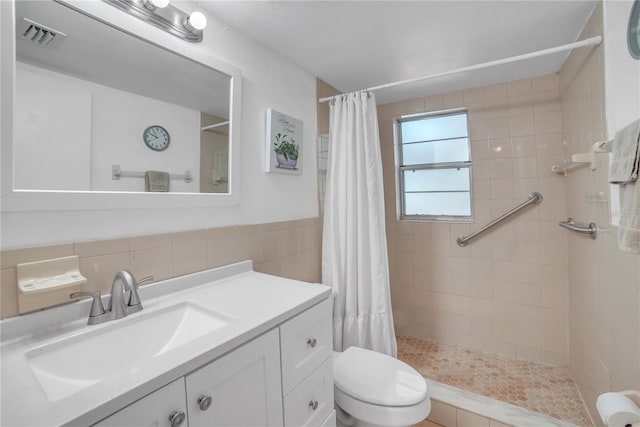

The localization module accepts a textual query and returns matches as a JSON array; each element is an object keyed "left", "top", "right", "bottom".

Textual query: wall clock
[
  {"left": 629, "top": 0, "right": 640, "bottom": 59},
  {"left": 143, "top": 125, "right": 170, "bottom": 151}
]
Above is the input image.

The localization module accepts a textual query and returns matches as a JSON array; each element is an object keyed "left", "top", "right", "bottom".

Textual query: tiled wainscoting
[{"left": 1, "top": 218, "right": 322, "bottom": 319}]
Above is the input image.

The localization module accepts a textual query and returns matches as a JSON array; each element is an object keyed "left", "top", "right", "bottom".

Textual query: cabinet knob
[
  {"left": 168, "top": 410, "right": 186, "bottom": 427},
  {"left": 308, "top": 400, "right": 319, "bottom": 411},
  {"left": 197, "top": 394, "right": 213, "bottom": 411},
  {"left": 307, "top": 337, "right": 317, "bottom": 348}
]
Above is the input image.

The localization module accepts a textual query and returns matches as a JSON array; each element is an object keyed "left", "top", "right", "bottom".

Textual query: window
[{"left": 395, "top": 109, "right": 473, "bottom": 221}]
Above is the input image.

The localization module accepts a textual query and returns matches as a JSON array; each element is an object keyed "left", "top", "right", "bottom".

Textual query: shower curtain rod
[{"left": 318, "top": 35, "right": 602, "bottom": 103}]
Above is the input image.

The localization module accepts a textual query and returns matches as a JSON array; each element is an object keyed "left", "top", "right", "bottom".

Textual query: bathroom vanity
[{"left": 0, "top": 261, "right": 335, "bottom": 426}]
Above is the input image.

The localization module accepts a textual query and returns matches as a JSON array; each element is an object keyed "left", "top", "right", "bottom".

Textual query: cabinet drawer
[
  {"left": 93, "top": 379, "right": 187, "bottom": 427},
  {"left": 280, "top": 298, "right": 332, "bottom": 394},
  {"left": 283, "top": 357, "right": 334, "bottom": 427}
]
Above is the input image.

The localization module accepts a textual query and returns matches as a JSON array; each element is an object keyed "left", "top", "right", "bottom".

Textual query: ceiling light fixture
[
  {"left": 184, "top": 11, "right": 207, "bottom": 32},
  {"left": 105, "top": 0, "right": 207, "bottom": 43}
]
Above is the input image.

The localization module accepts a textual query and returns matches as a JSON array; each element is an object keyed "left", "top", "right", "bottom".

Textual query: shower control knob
[
  {"left": 309, "top": 400, "right": 319, "bottom": 410},
  {"left": 168, "top": 410, "right": 186, "bottom": 427},
  {"left": 307, "top": 337, "right": 317, "bottom": 348},
  {"left": 197, "top": 395, "right": 213, "bottom": 411}
]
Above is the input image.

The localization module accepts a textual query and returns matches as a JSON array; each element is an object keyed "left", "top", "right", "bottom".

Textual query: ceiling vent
[{"left": 18, "top": 18, "right": 66, "bottom": 47}]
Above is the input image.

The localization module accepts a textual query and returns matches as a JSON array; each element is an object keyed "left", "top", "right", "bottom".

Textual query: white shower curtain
[{"left": 322, "top": 91, "right": 397, "bottom": 357}]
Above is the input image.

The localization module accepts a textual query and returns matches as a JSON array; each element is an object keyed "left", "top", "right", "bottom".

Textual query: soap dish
[{"left": 17, "top": 255, "right": 87, "bottom": 294}]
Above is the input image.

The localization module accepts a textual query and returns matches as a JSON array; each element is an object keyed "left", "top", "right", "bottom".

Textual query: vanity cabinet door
[
  {"left": 93, "top": 378, "right": 188, "bottom": 427},
  {"left": 186, "top": 328, "right": 284, "bottom": 427}
]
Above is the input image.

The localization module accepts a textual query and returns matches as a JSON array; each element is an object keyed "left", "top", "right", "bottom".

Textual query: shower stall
[{"left": 316, "top": 4, "right": 638, "bottom": 425}]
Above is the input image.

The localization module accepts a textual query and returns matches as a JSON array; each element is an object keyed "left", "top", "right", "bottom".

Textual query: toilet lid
[{"left": 333, "top": 346, "right": 427, "bottom": 406}]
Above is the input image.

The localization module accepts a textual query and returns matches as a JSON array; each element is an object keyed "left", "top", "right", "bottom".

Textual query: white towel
[
  {"left": 144, "top": 171, "right": 169, "bottom": 192},
  {"left": 608, "top": 119, "right": 640, "bottom": 184},
  {"left": 610, "top": 119, "right": 640, "bottom": 253}
]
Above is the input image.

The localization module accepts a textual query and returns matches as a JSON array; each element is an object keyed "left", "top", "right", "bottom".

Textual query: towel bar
[
  {"left": 112, "top": 165, "right": 193, "bottom": 183},
  {"left": 558, "top": 218, "right": 597, "bottom": 239}
]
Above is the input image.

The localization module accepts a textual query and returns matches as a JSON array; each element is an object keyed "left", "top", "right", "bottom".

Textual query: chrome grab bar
[
  {"left": 558, "top": 218, "right": 597, "bottom": 239},
  {"left": 456, "top": 192, "right": 543, "bottom": 247}
]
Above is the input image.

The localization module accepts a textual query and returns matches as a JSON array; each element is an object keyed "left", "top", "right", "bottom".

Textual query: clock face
[
  {"left": 143, "top": 125, "right": 170, "bottom": 151},
  {"left": 629, "top": 0, "right": 640, "bottom": 59}
]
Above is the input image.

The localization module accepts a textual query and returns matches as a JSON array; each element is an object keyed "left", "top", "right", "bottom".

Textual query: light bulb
[
  {"left": 143, "top": 0, "right": 169, "bottom": 10},
  {"left": 185, "top": 11, "right": 207, "bottom": 31}
]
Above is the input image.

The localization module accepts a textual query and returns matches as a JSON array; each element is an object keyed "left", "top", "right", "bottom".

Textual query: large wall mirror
[{"left": 1, "top": 0, "right": 241, "bottom": 211}]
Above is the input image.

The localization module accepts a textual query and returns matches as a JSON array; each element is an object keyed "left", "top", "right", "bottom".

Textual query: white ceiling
[{"left": 201, "top": 1, "right": 598, "bottom": 104}]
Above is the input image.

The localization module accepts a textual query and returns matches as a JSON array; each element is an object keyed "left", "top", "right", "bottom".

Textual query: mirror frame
[{"left": 1, "top": 0, "right": 242, "bottom": 211}]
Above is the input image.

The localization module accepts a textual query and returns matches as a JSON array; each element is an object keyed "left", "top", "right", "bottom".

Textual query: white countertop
[{"left": 1, "top": 261, "right": 331, "bottom": 426}]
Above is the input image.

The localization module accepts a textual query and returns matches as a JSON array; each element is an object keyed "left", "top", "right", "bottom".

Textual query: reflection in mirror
[
  {"left": 14, "top": 0, "right": 231, "bottom": 194},
  {"left": 200, "top": 114, "right": 229, "bottom": 194}
]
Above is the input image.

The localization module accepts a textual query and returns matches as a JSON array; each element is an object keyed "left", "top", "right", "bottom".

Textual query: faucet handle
[
  {"left": 126, "top": 274, "right": 153, "bottom": 312},
  {"left": 129, "top": 275, "right": 154, "bottom": 303},
  {"left": 70, "top": 291, "right": 106, "bottom": 318}
]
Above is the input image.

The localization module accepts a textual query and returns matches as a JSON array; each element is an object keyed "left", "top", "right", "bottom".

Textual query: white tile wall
[
  {"left": 560, "top": 3, "right": 640, "bottom": 421},
  {"left": 379, "top": 73, "right": 569, "bottom": 365}
]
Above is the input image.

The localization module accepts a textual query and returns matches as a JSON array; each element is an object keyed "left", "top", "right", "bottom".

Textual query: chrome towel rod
[
  {"left": 558, "top": 218, "right": 597, "bottom": 239},
  {"left": 111, "top": 165, "right": 193, "bottom": 183},
  {"left": 456, "top": 192, "right": 543, "bottom": 247}
]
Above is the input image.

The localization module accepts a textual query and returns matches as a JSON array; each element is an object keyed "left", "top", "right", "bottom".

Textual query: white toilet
[{"left": 333, "top": 346, "right": 431, "bottom": 427}]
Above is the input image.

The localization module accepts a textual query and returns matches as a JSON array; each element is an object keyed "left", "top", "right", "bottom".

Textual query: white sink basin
[{"left": 25, "top": 302, "right": 232, "bottom": 402}]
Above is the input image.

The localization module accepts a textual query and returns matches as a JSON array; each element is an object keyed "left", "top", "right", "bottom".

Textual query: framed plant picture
[{"left": 265, "top": 109, "right": 303, "bottom": 175}]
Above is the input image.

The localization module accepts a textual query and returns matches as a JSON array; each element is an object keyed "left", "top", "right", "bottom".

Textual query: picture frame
[{"left": 265, "top": 109, "right": 303, "bottom": 175}]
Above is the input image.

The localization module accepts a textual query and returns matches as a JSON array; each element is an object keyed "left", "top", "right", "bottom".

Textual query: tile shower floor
[{"left": 397, "top": 335, "right": 592, "bottom": 426}]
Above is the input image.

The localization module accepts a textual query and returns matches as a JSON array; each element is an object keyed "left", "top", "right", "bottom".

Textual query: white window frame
[{"left": 395, "top": 108, "right": 474, "bottom": 222}]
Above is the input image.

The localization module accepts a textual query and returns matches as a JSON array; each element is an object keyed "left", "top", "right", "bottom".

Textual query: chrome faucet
[
  {"left": 70, "top": 271, "right": 154, "bottom": 325},
  {"left": 108, "top": 270, "right": 139, "bottom": 320}
]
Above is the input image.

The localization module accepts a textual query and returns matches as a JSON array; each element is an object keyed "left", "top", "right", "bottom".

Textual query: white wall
[
  {"left": 91, "top": 83, "right": 201, "bottom": 193},
  {"left": 1, "top": 0, "right": 318, "bottom": 248},
  {"left": 603, "top": 1, "right": 640, "bottom": 139},
  {"left": 14, "top": 64, "right": 92, "bottom": 190},
  {"left": 15, "top": 63, "right": 201, "bottom": 193}
]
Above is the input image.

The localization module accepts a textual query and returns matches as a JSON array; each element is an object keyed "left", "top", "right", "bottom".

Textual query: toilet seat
[
  {"left": 333, "top": 346, "right": 430, "bottom": 426},
  {"left": 334, "top": 346, "right": 427, "bottom": 405}
]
